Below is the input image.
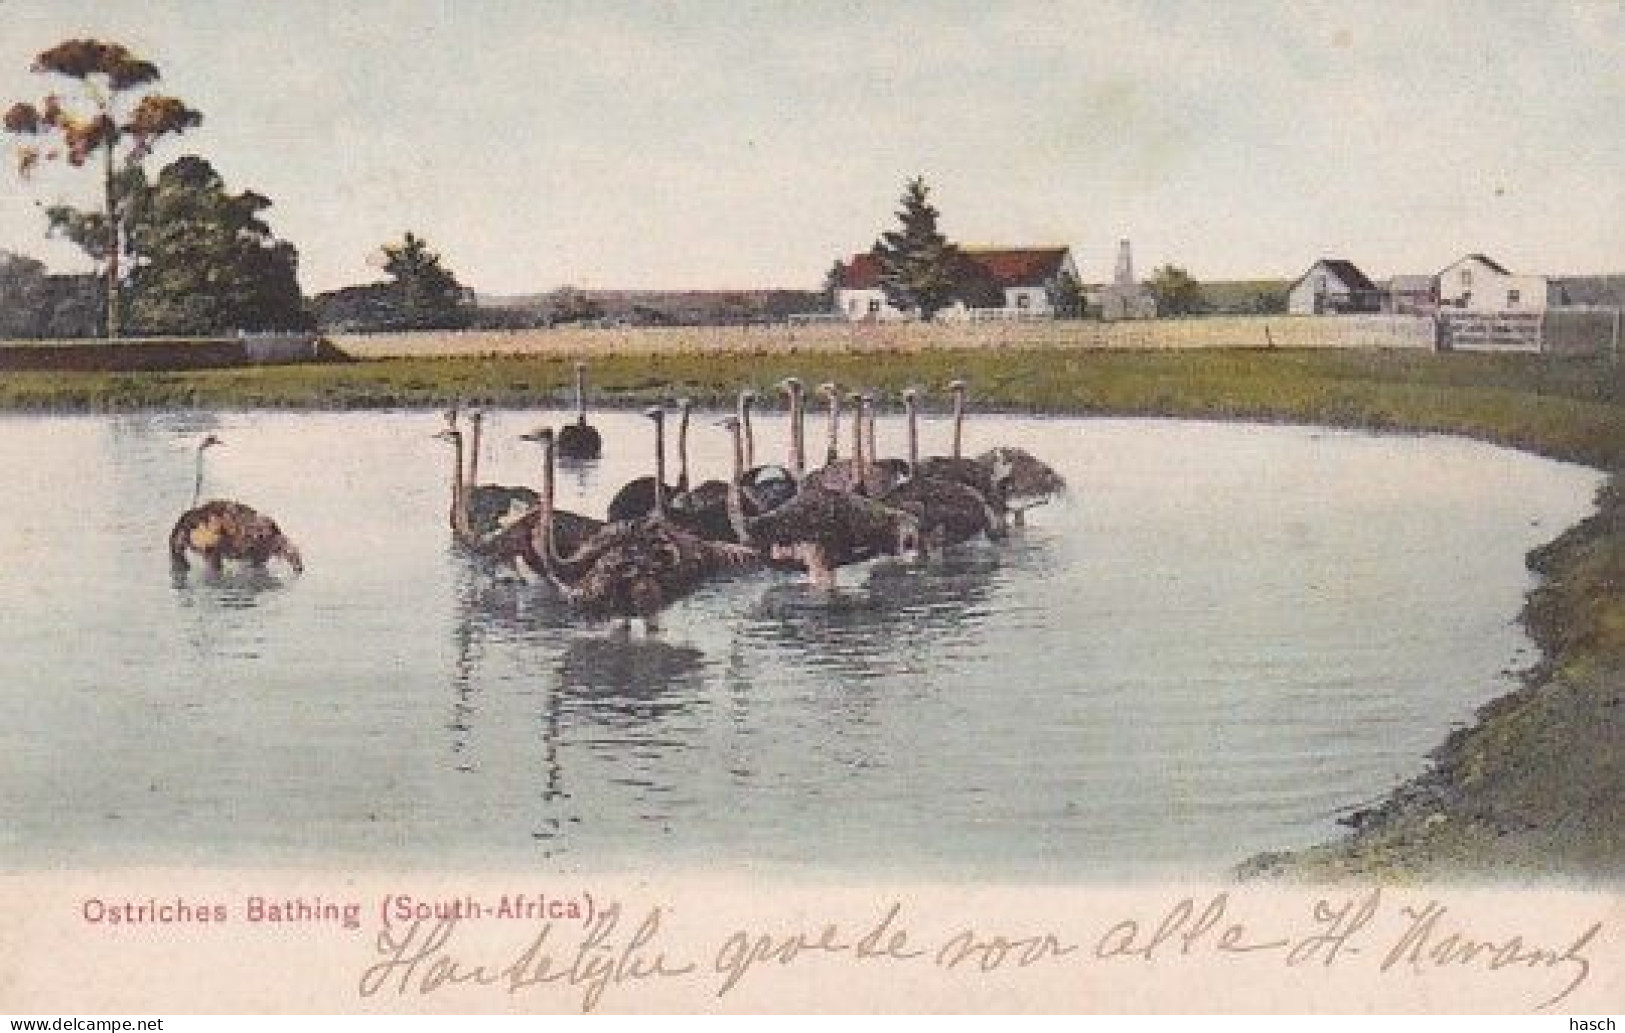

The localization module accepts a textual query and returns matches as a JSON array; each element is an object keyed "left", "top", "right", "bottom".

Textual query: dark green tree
[
  {"left": 870, "top": 176, "right": 964, "bottom": 321},
  {"left": 381, "top": 231, "right": 472, "bottom": 329},
  {"left": 122, "top": 156, "right": 309, "bottom": 334},
  {"left": 821, "top": 258, "right": 848, "bottom": 311},
  {"left": 4, "top": 39, "right": 202, "bottom": 337},
  {"left": 1048, "top": 269, "right": 1086, "bottom": 319},
  {"left": 1147, "top": 264, "right": 1206, "bottom": 316}
]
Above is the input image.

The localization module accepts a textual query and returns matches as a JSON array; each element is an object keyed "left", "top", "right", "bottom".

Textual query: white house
[
  {"left": 835, "top": 246, "right": 1079, "bottom": 321},
  {"left": 1288, "top": 259, "right": 1382, "bottom": 315},
  {"left": 1436, "top": 254, "right": 1552, "bottom": 313}
]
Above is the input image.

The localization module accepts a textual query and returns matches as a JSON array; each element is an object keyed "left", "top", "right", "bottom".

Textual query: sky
[{"left": 1, "top": 0, "right": 1621, "bottom": 295}]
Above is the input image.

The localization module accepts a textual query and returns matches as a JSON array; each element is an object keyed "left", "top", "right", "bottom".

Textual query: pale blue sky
[{"left": 2, "top": 0, "right": 1621, "bottom": 294}]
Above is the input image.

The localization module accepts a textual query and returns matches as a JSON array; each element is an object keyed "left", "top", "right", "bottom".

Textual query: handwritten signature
[{"left": 357, "top": 890, "right": 1603, "bottom": 1012}]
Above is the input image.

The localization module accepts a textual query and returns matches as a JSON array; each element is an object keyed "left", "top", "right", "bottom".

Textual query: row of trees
[{"left": 4, "top": 38, "right": 473, "bottom": 338}]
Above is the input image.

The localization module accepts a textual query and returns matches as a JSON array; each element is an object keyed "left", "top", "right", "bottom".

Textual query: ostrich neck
[
  {"left": 652, "top": 418, "right": 668, "bottom": 515},
  {"left": 676, "top": 408, "right": 691, "bottom": 493},
  {"left": 192, "top": 449, "right": 206, "bottom": 507},
  {"left": 790, "top": 388, "right": 806, "bottom": 477},
  {"left": 575, "top": 368, "right": 586, "bottom": 422},
  {"left": 865, "top": 405, "right": 877, "bottom": 465},
  {"left": 537, "top": 438, "right": 585, "bottom": 598},
  {"left": 450, "top": 434, "right": 473, "bottom": 540},
  {"left": 468, "top": 418, "right": 483, "bottom": 487},
  {"left": 850, "top": 403, "right": 865, "bottom": 466},
  {"left": 952, "top": 393, "right": 964, "bottom": 459},
  {"left": 740, "top": 399, "right": 756, "bottom": 470},
  {"left": 825, "top": 395, "right": 840, "bottom": 463},
  {"left": 724, "top": 423, "right": 754, "bottom": 545},
  {"left": 906, "top": 401, "right": 919, "bottom": 474}
]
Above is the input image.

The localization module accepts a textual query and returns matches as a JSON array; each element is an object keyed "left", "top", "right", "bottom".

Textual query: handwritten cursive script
[{"left": 354, "top": 891, "right": 1606, "bottom": 1012}]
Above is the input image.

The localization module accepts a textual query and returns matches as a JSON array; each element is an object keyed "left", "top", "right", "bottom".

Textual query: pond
[{"left": 0, "top": 408, "right": 1602, "bottom": 879}]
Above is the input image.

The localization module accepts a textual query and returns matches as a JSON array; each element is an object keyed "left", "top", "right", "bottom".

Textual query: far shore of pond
[{"left": 1, "top": 345, "right": 1620, "bottom": 883}]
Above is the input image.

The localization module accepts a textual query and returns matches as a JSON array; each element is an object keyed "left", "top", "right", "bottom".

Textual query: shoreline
[{"left": 0, "top": 347, "right": 1619, "bottom": 882}]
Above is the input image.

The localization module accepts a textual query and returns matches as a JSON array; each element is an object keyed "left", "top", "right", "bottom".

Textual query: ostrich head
[
  {"left": 778, "top": 377, "right": 803, "bottom": 397},
  {"left": 947, "top": 379, "right": 966, "bottom": 394},
  {"left": 817, "top": 381, "right": 838, "bottom": 399},
  {"left": 199, "top": 434, "right": 223, "bottom": 452}
]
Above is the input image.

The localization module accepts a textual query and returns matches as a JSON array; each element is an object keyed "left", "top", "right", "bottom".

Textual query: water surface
[{"left": 0, "top": 409, "right": 1601, "bottom": 879}]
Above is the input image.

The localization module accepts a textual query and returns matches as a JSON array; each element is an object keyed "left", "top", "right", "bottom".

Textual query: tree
[
  {"left": 4, "top": 39, "right": 202, "bottom": 337},
  {"left": 821, "top": 258, "right": 847, "bottom": 311},
  {"left": 1147, "top": 264, "right": 1206, "bottom": 316},
  {"left": 122, "top": 156, "right": 309, "bottom": 335},
  {"left": 0, "top": 251, "right": 50, "bottom": 337},
  {"left": 870, "top": 176, "right": 964, "bottom": 321},
  {"left": 380, "top": 231, "right": 472, "bottom": 329},
  {"left": 1048, "top": 269, "right": 1086, "bottom": 319}
]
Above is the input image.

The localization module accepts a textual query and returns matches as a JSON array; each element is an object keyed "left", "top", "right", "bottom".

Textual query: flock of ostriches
[{"left": 169, "top": 363, "right": 1067, "bottom": 628}]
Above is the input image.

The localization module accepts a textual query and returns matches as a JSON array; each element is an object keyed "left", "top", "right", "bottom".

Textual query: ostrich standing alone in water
[
  {"left": 556, "top": 361, "right": 602, "bottom": 461},
  {"left": 169, "top": 435, "right": 303, "bottom": 577}
]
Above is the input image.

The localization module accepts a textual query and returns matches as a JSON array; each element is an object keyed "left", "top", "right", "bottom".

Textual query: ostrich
[
  {"left": 435, "top": 423, "right": 535, "bottom": 566},
  {"left": 530, "top": 426, "right": 759, "bottom": 628},
  {"left": 915, "top": 379, "right": 1011, "bottom": 517},
  {"left": 606, "top": 404, "right": 684, "bottom": 522},
  {"left": 510, "top": 427, "right": 607, "bottom": 568},
  {"left": 721, "top": 415, "right": 920, "bottom": 590},
  {"left": 449, "top": 408, "right": 539, "bottom": 538},
  {"left": 779, "top": 376, "right": 809, "bottom": 481},
  {"left": 169, "top": 434, "right": 304, "bottom": 577},
  {"left": 977, "top": 445, "right": 1068, "bottom": 525},
  {"left": 803, "top": 392, "right": 902, "bottom": 496},
  {"left": 556, "top": 361, "right": 603, "bottom": 461},
  {"left": 880, "top": 388, "right": 1005, "bottom": 550},
  {"left": 736, "top": 387, "right": 798, "bottom": 513},
  {"left": 916, "top": 379, "right": 1066, "bottom": 526},
  {"left": 861, "top": 392, "right": 908, "bottom": 487}
]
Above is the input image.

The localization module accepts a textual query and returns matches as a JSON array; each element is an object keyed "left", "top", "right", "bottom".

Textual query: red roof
[{"left": 839, "top": 247, "right": 1070, "bottom": 290}]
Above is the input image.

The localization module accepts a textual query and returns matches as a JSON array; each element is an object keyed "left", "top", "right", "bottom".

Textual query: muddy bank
[{"left": 1241, "top": 475, "right": 1624, "bottom": 883}]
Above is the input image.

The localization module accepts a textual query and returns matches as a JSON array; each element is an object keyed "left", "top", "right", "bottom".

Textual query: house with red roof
[{"left": 835, "top": 246, "right": 1079, "bottom": 321}]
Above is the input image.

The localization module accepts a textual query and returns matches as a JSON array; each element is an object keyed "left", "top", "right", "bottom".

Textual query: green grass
[{"left": 2, "top": 348, "right": 1621, "bottom": 467}]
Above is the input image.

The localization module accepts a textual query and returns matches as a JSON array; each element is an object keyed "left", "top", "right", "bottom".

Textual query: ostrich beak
[
  {"left": 519, "top": 427, "right": 555, "bottom": 442},
  {"left": 643, "top": 405, "right": 665, "bottom": 420}
]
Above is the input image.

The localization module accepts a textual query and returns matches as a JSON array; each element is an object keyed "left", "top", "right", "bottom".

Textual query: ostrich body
[
  {"left": 531, "top": 427, "right": 758, "bottom": 625},
  {"left": 977, "top": 446, "right": 1067, "bottom": 523},
  {"left": 556, "top": 361, "right": 603, "bottom": 461},
  {"left": 169, "top": 435, "right": 303, "bottom": 576},
  {"left": 721, "top": 416, "right": 919, "bottom": 590}
]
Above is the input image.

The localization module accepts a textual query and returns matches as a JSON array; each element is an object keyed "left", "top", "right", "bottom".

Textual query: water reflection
[{"left": 741, "top": 544, "right": 1007, "bottom": 682}]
